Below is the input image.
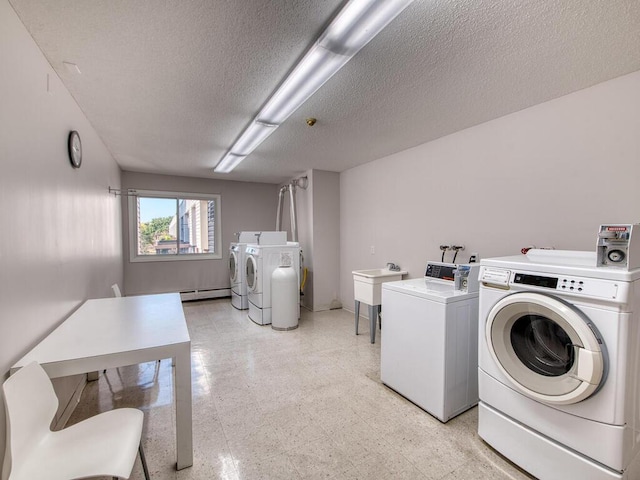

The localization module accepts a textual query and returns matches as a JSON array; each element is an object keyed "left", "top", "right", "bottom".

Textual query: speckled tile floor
[{"left": 67, "top": 299, "right": 534, "bottom": 480}]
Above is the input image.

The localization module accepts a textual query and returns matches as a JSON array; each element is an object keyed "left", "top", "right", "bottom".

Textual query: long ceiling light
[{"left": 214, "top": 0, "right": 414, "bottom": 173}]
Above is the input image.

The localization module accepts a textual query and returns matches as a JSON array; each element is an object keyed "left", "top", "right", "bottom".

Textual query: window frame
[{"left": 128, "top": 189, "right": 222, "bottom": 263}]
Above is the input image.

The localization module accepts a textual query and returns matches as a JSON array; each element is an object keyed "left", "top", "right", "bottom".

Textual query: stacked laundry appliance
[{"left": 229, "top": 231, "right": 285, "bottom": 310}]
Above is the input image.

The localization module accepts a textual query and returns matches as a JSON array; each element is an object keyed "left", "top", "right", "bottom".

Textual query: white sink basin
[
  {"left": 352, "top": 268, "right": 408, "bottom": 278},
  {"left": 352, "top": 268, "right": 408, "bottom": 304}
]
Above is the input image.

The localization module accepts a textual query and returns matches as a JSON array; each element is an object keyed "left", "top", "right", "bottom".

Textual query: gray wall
[
  {"left": 0, "top": 0, "right": 123, "bottom": 465},
  {"left": 340, "top": 70, "right": 640, "bottom": 308},
  {"left": 310, "top": 170, "right": 341, "bottom": 311},
  {"left": 121, "top": 171, "right": 279, "bottom": 295}
]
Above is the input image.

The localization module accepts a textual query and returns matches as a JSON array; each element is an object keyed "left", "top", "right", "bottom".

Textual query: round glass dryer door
[
  {"left": 486, "top": 292, "right": 605, "bottom": 405},
  {"left": 229, "top": 251, "right": 238, "bottom": 283},
  {"left": 246, "top": 255, "right": 257, "bottom": 292}
]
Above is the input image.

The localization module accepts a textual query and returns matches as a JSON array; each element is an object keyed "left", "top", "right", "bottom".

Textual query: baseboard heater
[{"left": 180, "top": 288, "right": 230, "bottom": 302}]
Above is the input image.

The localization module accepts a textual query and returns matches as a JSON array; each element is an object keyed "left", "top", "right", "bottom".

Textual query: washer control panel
[
  {"left": 425, "top": 262, "right": 456, "bottom": 281},
  {"left": 480, "top": 266, "right": 627, "bottom": 301},
  {"left": 558, "top": 277, "right": 585, "bottom": 292}
]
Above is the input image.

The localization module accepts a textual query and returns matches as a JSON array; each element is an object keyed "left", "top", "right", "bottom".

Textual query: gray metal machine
[{"left": 596, "top": 224, "right": 640, "bottom": 270}]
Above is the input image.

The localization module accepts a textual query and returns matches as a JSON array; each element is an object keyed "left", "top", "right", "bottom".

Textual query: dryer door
[
  {"left": 229, "top": 250, "right": 239, "bottom": 283},
  {"left": 486, "top": 292, "right": 605, "bottom": 405},
  {"left": 246, "top": 255, "right": 258, "bottom": 292}
]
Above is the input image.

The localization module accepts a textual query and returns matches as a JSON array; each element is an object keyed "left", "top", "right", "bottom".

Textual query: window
[{"left": 128, "top": 189, "right": 222, "bottom": 262}]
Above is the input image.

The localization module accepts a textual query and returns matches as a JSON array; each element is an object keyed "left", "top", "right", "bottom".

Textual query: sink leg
[
  {"left": 354, "top": 300, "right": 360, "bottom": 335},
  {"left": 369, "top": 304, "right": 377, "bottom": 344}
]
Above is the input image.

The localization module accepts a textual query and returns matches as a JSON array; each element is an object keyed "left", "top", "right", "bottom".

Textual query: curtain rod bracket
[{"left": 108, "top": 187, "right": 137, "bottom": 197}]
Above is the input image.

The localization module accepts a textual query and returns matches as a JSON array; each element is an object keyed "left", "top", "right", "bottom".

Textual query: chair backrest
[
  {"left": 2, "top": 362, "right": 58, "bottom": 480},
  {"left": 111, "top": 284, "right": 122, "bottom": 297}
]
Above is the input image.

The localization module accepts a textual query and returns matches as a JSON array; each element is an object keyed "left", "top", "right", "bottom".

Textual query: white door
[
  {"left": 229, "top": 250, "right": 238, "bottom": 283},
  {"left": 486, "top": 292, "right": 605, "bottom": 405},
  {"left": 246, "top": 255, "right": 258, "bottom": 292}
]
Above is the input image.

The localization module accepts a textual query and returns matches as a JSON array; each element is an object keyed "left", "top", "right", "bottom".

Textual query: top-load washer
[
  {"left": 229, "top": 231, "right": 287, "bottom": 310},
  {"left": 246, "top": 242, "right": 300, "bottom": 325},
  {"left": 381, "top": 262, "right": 481, "bottom": 422},
  {"left": 478, "top": 249, "right": 640, "bottom": 480}
]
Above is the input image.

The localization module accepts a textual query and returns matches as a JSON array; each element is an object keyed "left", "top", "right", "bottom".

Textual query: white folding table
[{"left": 11, "top": 292, "right": 193, "bottom": 470}]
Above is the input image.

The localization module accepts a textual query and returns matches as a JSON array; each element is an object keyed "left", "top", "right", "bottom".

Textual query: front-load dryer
[
  {"left": 246, "top": 243, "right": 300, "bottom": 325},
  {"left": 229, "top": 232, "right": 261, "bottom": 310},
  {"left": 229, "top": 242, "right": 250, "bottom": 309},
  {"left": 478, "top": 249, "right": 640, "bottom": 480},
  {"left": 229, "top": 231, "right": 289, "bottom": 310}
]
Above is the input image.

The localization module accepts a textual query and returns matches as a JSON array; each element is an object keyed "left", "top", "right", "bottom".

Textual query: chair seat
[{"left": 8, "top": 408, "right": 143, "bottom": 480}]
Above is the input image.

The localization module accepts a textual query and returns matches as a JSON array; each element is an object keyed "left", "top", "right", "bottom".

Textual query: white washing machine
[
  {"left": 229, "top": 231, "right": 287, "bottom": 310},
  {"left": 478, "top": 249, "right": 640, "bottom": 480},
  {"left": 246, "top": 242, "right": 300, "bottom": 325},
  {"left": 381, "top": 262, "right": 481, "bottom": 422}
]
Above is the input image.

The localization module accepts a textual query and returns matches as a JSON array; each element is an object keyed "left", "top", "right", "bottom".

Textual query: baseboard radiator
[{"left": 180, "top": 288, "right": 230, "bottom": 302}]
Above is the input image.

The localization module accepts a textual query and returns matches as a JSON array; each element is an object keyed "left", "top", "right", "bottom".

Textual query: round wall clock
[{"left": 68, "top": 130, "right": 82, "bottom": 168}]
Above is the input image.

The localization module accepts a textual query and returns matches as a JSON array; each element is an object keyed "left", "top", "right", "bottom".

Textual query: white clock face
[{"left": 68, "top": 131, "right": 82, "bottom": 168}]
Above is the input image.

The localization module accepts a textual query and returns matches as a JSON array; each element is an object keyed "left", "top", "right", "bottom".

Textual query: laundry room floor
[{"left": 67, "top": 299, "right": 534, "bottom": 480}]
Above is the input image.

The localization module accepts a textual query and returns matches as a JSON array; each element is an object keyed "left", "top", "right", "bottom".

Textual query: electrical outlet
[
  {"left": 469, "top": 252, "right": 479, "bottom": 263},
  {"left": 370, "top": 245, "right": 375, "bottom": 255}
]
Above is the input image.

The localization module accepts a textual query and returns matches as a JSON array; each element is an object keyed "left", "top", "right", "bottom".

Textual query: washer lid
[
  {"left": 382, "top": 278, "right": 476, "bottom": 303},
  {"left": 486, "top": 292, "right": 605, "bottom": 405}
]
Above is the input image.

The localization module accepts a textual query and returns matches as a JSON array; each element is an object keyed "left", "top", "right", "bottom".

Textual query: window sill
[{"left": 129, "top": 253, "right": 222, "bottom": 263}]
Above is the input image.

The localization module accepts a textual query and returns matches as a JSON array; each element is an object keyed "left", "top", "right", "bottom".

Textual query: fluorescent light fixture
[
  {"left": 214, "top": 0, "right": 414, "bottom": 173},
  {"left": 318, "top": 0, "right": 414, "bottom": 56},
  {"left": 257, "top": 44, "right": 350, "bottom": 125},
  {"left": 214, "top": 153, "right": 246, "bottom": 173},
  {"left": 231, "top": 121, "right": 278, "bottom": 156}
]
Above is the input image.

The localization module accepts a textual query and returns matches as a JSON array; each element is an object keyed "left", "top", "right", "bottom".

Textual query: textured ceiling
[{"left": 10, "top": 0, "right": 640, "bottom": 184}]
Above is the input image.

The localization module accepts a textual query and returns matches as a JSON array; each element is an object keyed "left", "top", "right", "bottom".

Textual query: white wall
[
  {"left": 121, "top": 171, "right": 278, "bottom": 295},
  {"left": 0, "top": 0, "right": 123, "bottom": 465},
  {"left": 340, "top": 70, "right": 640, "bottom": 308},
  {"left": 310, "top": 170, "right": 341, "bottom": 311}
]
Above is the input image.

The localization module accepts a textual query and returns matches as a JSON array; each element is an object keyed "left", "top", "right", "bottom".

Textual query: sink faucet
[{"left": 386, "top": 262, "right": 400, "bottom": 271}]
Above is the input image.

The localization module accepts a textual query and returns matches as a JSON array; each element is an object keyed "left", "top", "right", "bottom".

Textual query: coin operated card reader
[{"left": 597, "top": 224, "right": 640, "bottom": 270}]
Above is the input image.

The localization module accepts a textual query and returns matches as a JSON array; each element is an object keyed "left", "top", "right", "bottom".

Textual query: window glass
[{"left": 129, "top": 190, "right": 221, "bottom": 262}]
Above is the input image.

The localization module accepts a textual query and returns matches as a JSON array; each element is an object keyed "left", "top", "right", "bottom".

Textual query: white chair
[
  {"left": 2, "top": 362, "right": 150, "bottom": 480},
  {"left": 111, "top": 283, "right": 122, "bottom": 297}
]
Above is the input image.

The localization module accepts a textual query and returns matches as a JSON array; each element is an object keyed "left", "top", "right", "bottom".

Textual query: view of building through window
[{"left": 136, "top": 196, "right": 217, "bottom": 256}]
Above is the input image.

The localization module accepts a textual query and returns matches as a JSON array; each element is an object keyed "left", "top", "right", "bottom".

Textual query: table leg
[
  {"left": 174, "top": 345, "right": 193, "bottom": 470},
  {"left": 369, "top": 304, "right": 377, "bottom": 344},
  {"left": 354, "top": 300, "right": 361, "bottom": 335}
]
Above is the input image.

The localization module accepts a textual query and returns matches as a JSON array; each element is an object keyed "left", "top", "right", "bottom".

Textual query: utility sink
[
  {"left": 352, "top": 267, "right": 408, "bottom": 344},
  {"left": 352, "top": 268, "right": 408, "bottom": 279},
  {"left": 352, "top": 268, "right": 408, "bottom": 305}
]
